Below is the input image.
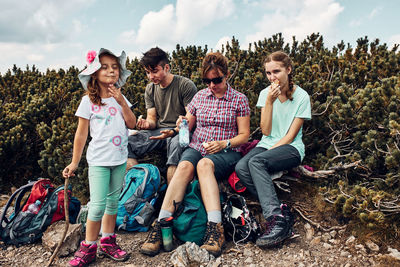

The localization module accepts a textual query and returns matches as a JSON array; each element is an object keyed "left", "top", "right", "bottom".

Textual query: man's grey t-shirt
[{"left": 144, "top": 75, "right": 197, "bottom": 128}]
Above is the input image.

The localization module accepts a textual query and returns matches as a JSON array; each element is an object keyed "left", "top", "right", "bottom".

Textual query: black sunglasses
[{"left": 202, "top": 76, "right": 224, "bottom": 85}]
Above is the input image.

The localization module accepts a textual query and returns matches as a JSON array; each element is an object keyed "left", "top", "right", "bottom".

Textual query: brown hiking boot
[
  {"left": 200, "top": 221, "right": 225, "bottom": 257},
  {"left": 140, "top": 220, "right": 162, "bottom": 256}
]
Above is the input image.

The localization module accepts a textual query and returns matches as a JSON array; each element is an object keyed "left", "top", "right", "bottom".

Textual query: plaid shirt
[{"left": 187, "top": 84, "right": 250, "bottom": 156}]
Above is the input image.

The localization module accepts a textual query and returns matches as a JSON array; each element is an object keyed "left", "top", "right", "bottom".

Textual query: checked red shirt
[{"left": 187, "top": 84, "right": 250, "bottom": 156}]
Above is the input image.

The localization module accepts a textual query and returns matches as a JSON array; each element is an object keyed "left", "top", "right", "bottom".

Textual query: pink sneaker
[
  {"left": 98, "top": 234, "right": 129, "bottom": 261},
  {"left": 69, "top": 241, "right": 97, "bottom": 267}
]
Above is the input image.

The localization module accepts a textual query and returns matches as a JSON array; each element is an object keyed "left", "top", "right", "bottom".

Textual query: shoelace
[
  {"left": 147, "top": 225, "right": 161, "bottom": 243},
  {"left": 204, "top": 224, "right": 218, "bottom": 245}
]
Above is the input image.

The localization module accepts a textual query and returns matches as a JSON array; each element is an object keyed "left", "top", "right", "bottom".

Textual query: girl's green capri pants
[{"left": 87, "top": 163, "right": 126, "bottom": 221}]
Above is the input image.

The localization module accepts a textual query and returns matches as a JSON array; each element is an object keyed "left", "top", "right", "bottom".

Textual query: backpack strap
[
  {"left": 132, "top": 166, "right": 149, "bottom": 198},
  {"left": 0, "top": 182, "right": 35, "bottom": 231}
]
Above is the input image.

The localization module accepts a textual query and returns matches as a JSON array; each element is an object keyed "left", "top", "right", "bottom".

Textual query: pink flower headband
[{"left": 86, "top": 50, "right": 97, "bottom": 64}]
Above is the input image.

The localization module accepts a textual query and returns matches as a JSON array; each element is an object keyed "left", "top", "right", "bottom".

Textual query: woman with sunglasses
[
  {"left": 235, "top": 51, "right": 311, "bottom": 248},
  {"left": 140, "top": 52, "right": 250, "bottom": 257}
]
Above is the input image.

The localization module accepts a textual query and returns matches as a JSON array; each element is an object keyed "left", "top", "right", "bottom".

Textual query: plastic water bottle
[
  {"left": 179, "top": 119, "right": 189, "bottom": 148},
  {"left": 27, "top": 200, "right": 41, "bottom": 214}
]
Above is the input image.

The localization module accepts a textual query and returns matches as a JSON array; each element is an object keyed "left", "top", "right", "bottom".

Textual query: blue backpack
[{"left": 116, "top": 164, "right": 165, "bottom": 232}]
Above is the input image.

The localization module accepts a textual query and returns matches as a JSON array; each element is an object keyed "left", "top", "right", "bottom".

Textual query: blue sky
[{"left": 0, "top": 0, "right": 399, "bottom": 74}]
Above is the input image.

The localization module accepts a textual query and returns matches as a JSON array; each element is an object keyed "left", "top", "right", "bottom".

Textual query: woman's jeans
[{"left": 235, "top": 145, "right": 301, "bottom": 218}]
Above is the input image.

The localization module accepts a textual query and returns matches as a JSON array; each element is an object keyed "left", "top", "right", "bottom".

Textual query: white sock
[
  {"left": 158, "top": 209, "right": 173, "bottom": 221},
  {"left": 84, "top": 240, "right": 97, "bottom": 246},
  {"left": 101, "top": 232, "right": 114, "bottom": 238},
  {"left": 207, "top": 210, "right": 222, "bottom": 223}
]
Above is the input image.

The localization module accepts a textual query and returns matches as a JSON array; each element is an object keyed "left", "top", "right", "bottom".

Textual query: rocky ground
[
  {"left": 1, "top": 214, "right": 399, "bottom": 267},
  {"left": 1, "top": 176, "right": 399, "bottom": 267}
]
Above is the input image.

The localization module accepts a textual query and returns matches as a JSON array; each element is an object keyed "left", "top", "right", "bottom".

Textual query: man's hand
[
  {"left": 136, "top": 115, "right": 150, "bottom": 130},
  {"left": 149, "top": 129, "right": 175, "bottom": 140}
]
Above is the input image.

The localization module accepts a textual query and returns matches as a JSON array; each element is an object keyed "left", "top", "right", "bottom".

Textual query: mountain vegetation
[{"left": 1, "top": 33, "right": 399, "bottom": 236}]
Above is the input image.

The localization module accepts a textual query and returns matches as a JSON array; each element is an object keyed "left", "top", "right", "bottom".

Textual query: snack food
[{"left": 272, "top": 80, "right": 280, "bottom": 87}]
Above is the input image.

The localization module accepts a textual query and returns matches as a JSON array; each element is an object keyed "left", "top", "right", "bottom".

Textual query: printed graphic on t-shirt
[
  {"left": 91, "top": 104, "right": 118, "bottom": 125},
  {"left": 110, "top": 135, "right": 128, "bottom": 152}
]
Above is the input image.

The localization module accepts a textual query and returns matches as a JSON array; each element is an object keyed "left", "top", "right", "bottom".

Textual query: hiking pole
[{"left": 47, "top": 176, "right": 70, "bottom": 267}]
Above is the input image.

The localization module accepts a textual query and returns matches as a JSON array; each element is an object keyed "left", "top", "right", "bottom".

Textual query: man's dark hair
[{"left": 140, "top": 47, "right": 169, "bottom": 70}]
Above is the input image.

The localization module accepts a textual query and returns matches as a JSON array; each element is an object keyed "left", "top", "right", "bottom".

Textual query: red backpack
[{"left": 21, "top": 178, "right": 68, "bottom": 224}]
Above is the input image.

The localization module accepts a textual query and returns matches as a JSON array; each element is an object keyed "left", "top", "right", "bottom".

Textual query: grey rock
[
  {"left": 322, "top": 243, "right": 332, "bottom": 249},
  {"left": 244, "top": 257, "right": 253, "bottom": 263},
  {"left": 340, "top": 251, "right": 350, "bottom": 257},
  {"left": 365, "top": 240, "right": 379, "bottom": 252},
  {"left": 322, "top": 233, "right": 331, "bottom": 242},
  {"left": 243, "top": 248, "right": 253, "bottom": 257},
  {"left": 310, "top": 236, "right": 321, "bottom": 245},
  {"left": 355, "top": 244, "right": 365, "bottom": 251},
  {"left": 345, "top": 236, "right": 356, "bottom": 245},
  {"left": 42, "top": 221, "right": 82, "bottom": 257},
  {"left": 304, "top": 223, "right": 314, "bottom": 240},
  {"left": 329, "top": 230, "right": 337, "bottom": 238},
  {"left": 170, "top": 242, "right": 216, "bottom": 267},
  {"left": 388, "top": 247, "right": 400, "bottom": 260}
]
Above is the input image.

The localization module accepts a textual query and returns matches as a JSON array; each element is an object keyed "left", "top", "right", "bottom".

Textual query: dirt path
[{"left": 1, "top": 217, "right": 395, "bottom": 267}]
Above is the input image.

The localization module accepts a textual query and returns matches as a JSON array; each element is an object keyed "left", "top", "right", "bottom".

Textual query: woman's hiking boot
[
  {"left": 98, "top": 234, "right": 129, "bottom": 261},
  {"left": 256, "top": 215, "right": 291, "bottom": 248},
  {"left": 140, "top": 220, "right": 162, "bottom": 256},
  {"left": 69, "top": 241, "right": 97, "bottom": 267},
  {"left": 201, "top": 221, "right": 225, "bottom": 257},
  {"left": 280, "top": 204, "right": 294, "bottom": 236}
]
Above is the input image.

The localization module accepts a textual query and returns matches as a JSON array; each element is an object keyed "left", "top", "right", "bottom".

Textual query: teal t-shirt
[{"left": 256, "top": 86, "right": 311, "bottom": 160}]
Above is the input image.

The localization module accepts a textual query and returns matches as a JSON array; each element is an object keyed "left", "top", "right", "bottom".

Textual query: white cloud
[
  {"left": 244, "top": 0, "right": 343, "bottom": 47},
  {"left": 0, "top": 0, "right": 93, "bottom": 43},
  {"left": 136, "top": 4, "right": 176, "bottom": 46},
  {"left": 0, "top": 41, "right": 84, "bottom": 73},
  {"left": 215, "top": 36, "right": 231, "bottom": 52},
  {"left": 368, "top": 7, "right": 382, "bottom": 19},
  {"left": 388, "top": 34, "right": 400, "bottom": 49},
  {"left": 26, "top": 54, "right": 44, "bottom": 61},
  {"left": 134, "top": 0, "right": 235, "bottom": 49}
]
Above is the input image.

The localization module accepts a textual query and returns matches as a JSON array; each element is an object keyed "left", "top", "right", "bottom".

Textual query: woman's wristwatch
[{"left": 226, "top": 140, "right": 231, "bottom": 149}]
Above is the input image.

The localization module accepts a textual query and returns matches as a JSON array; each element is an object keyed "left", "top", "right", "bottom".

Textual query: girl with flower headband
[{"left": 63, "top": 48, "right": 136, "bottom": 266}]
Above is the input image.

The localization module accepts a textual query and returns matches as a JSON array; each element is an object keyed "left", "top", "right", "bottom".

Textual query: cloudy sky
[{"left": 0, "top": 0, "right": 399, "bottom": 73}]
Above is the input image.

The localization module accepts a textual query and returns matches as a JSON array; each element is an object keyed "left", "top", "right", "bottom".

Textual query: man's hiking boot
[
  {"left": 98, "top": 234, "right": 129, "bottom": 261},
  {"left": 256, "top": 215, "right": 291, "bottom": 248},
  {"left": 140, "top": 220, "right": 162, "bottom": 256},
  {"left": 69, "top": 241, "right": 97, "bottom": 267},
  {"left": 201, "top": 221, "right": 225, "bottom": 257}
]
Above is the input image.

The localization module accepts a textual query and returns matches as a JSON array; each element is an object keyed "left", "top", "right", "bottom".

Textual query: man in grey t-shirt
[{"left": 127, "top": 47, "right": 197, "bottom": 183}]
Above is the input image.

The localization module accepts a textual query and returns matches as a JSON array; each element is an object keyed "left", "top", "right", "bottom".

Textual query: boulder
[
  {"left": 170, "top": 242, "right": 216, "bottom": 267},
  {"left": 42, "top": 221, "right": 82, "bottom": 257}
]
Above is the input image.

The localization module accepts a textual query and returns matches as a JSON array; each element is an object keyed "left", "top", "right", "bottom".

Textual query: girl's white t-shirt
[{"left": 75, "top": 95, "right": 132, "bottom": 166}]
